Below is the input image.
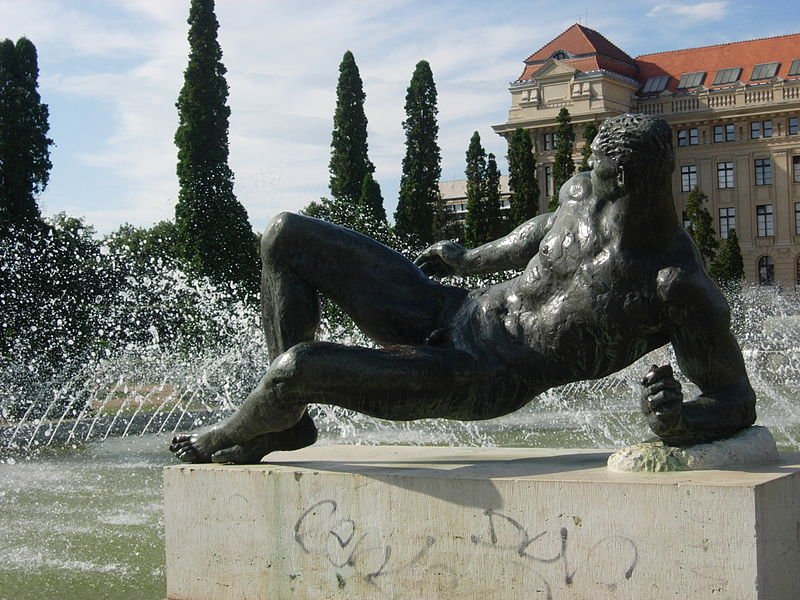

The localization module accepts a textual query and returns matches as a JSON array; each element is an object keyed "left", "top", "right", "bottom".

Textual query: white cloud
[{"left": 646, "top": 2, "right": 729, "bottom": 21}]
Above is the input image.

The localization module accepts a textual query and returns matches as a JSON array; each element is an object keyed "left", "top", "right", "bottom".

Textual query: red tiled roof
[
  {"left": 516, "top": 26, "right": 800, "bottom": 94},
  {"left": 635, "top": 32, "right": 800, "bottom": 93},
  {"left": 518, "top": 24, "right": 636, "bottom": 81}
]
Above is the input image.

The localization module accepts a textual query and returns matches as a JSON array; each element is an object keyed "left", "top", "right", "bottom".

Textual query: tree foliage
[
  {"left": 684, "top": 186, "right": 718, "bottom": 267},
  {"left": 329, "top": 50, "right": 375, "bottom": 208},
  {"left": 507, "top": 127, "right": 539, "bottom": 227},
  {"left": 395, "top": 60, "right": 441, "bottom": 243},
  {"left": 174, "top": 0, "right": 258, "bottom": 293},
  {"left": 0, "top": 37, "right": 52, "bottom": 230},
  {"left": 551, "top": 107, "right": 575, "bottom": 211},
  {"left": 710, "top": 228, "right": 744, "bottom": 286},
  {"left": 578, "top": 121, "right": 598, "bottom": 173},
  {"left": 463, "top": 133, "right": 503, "bottom": 247},
  {"left": 357, "top": 172, "right": 386, "bottom": 226}
]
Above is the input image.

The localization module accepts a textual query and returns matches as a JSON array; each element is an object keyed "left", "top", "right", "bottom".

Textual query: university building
[{"left": 487, "top": 24, "right": 800, "bottom": 286}]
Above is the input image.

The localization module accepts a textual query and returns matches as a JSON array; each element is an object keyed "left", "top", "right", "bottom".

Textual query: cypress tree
[
  {"left": 684, "top": 186, "right": 718, "bottom": 267},
  {"left": 395, "top": 60, "right": 441, "bottom": 243},
  {"left": 551, "top": 107, "right": 575, "bottom": 211},
  {"left": 485, "top": 153, "right": 503, "bottom": 239},
  {"left": 357, "top": 172, "right": 386, "bottom": 225},
  {"left": 174, "top": 0, "right": 258, "bottom": 291},
  {"left": 329, "top": 51, "right": 374, "bottom": 209},
  {"left": 578, "top": 121, "right": 598, "bottom": 172},
  {"left": 507, "top": 127, "right": 539, "bottom": 227},
  {"left": 710, "top": 228, "right": 744, "bottom": 285},
  {"left": 0, "top": 37, "right": 52, "bottom": 230},
  {"left": 464, "top": 132, "right": 489, "bottom": 248}
]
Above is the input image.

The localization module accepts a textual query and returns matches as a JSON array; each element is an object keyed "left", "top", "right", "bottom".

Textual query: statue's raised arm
[{"left": 414, "top": 211, "right": 556, "bottom": 277}]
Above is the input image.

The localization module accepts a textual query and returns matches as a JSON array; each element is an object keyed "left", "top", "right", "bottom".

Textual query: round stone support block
[{"left": 607, "top": 426, "right": 779, "bottom": 472}]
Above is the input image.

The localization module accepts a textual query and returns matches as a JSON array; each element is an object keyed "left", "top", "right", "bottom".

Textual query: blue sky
[{"left": 2, "top": 0, "right": 799, "bottom": 234}]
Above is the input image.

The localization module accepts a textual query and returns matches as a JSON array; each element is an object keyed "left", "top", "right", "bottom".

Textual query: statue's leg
[
  {"left": 187, "top": 212, "right": 466, "bottom": 463},
  {"left": 171, "top": 342, "right": 528, "bottom": 464}
]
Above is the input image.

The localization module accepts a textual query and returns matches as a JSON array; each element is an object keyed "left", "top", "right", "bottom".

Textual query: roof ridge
[{"left": 636, "top": 31, "right": 800, "bottom": 59}]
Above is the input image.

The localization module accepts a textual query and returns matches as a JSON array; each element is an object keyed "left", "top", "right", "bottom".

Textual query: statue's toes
[{"left": 211, "top": 446, "right": 245, "bottom": 464}]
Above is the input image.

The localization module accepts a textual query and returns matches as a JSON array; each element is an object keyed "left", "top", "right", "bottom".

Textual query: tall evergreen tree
[
  {"left": 329, "top": 51, "right": 375, "bottom": 209},
  {"left": 577, "top": 121, "right": 598, "bottom": 173},
  {"left": 174, "top": 0, "right": 258, "bottom": 291},
  {"left": 395, "top": 60, "right": 441, "bottom": 243},
  {"left": 684, "top": 186, "right": 718, "bottom": 267},
  {"left": 507, "top": 127, "right": 539, "bottom": 227},
  {"left": 462, "top": 148, "right": 504, "bottom": 245},
  {"left": 357, "top": 172, "right": 386, "bottom": 225},
  {"left": 551, "top": 107, "right": 575, "bottom": 211},
  {"left": 0, "top": 37, "right": 52, "bottom": 230},
  {"left": 710, "top": 228, "right": 744, "bottom": 285},
  {"left": 485, "top": 153, "right": 503, "bottom": 238}
]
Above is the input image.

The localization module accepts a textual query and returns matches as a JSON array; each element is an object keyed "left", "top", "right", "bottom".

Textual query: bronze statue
[{"left": 171, "top": 114, "right": 756, "bottom": 464}]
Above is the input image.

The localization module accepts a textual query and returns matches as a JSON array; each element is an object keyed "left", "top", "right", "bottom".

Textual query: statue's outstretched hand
[
  {"left": 414, "top": 241, "right": 467, "bottom": 277},
  {"left": 640, "top": 364, "right": 683, "bottom": 438}
]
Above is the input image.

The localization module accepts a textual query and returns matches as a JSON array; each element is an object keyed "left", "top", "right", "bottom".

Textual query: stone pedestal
[{"left": 164, "top": 445, "right": 800, "bottom": 600}]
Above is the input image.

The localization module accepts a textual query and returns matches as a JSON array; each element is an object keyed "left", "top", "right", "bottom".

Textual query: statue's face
[{"left": 588, "top": 144, "right": 617, "bottom": 188}]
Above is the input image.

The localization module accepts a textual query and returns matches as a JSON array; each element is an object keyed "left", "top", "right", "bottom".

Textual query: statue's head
[{"left": 591, "top": 114, "right": 674, "bottom": 187}]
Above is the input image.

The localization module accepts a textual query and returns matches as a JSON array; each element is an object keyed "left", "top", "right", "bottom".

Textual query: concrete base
[{"left": 164, "top": 446, "right": 800, "bottom": 600}]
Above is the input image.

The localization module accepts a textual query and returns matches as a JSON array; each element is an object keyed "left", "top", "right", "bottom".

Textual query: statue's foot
[
  {"left": 170, "top": 426, "right": 232, "bottom": 463},
  {"left": 211, "top": 417, "right": 318, "bottom": 464},
  {"left": 170, "top": 413, "right": 318, "bottom": 465}
]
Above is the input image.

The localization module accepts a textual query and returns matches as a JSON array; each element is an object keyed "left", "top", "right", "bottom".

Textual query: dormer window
[
  {"left": 713, "top": 67, "right": 742, "bottom": 85},
  {"left": 641, "top": 75, "right": 669, "bottom": 94},
  {"left": 751, "top": 62, "right": 779, "bottom": 81},
  {"left": 677, "top": 71, "right": 705, "bottom": 89},
  {"left": 551, "top": 50, "right": 571, "bottom": 60},
  {"left": 788, "top": 59, "right": 800, "bottom": 77}
]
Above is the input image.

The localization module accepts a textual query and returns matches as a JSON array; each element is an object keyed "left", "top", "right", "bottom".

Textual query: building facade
[{"left": 492, "top": 25, "right": 800, "bottom": 286}]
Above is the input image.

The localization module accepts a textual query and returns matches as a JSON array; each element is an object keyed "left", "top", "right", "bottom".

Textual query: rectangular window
[
  {"left": 751, "top": 62, "right": 779, "bottom": 80},
  {"left": 788, "top": 59, "right": 800, "bottom": 76},
  {"left": 713, "top": 67, "right": 742, "bottom": 85},
  {"left": 681, "top": 165, "right": 697, "bottom": 192},
  {"left": 755, "top": 158, "right": 773, "bottom": 186},
  {"left": 682, "top": 211, "right": 691, "bottom": 230},
  {"left": 719, "top": 207, "right": 736, "bottom": 239},
  {"left": 543, "top": 132, "right": 558, "bottom": 151},
  {"left": 678, "top": 128, "right": 699, "bottom": 146},
  {"left": 790, "top": 116, "right": 799, "bottom": 135},
  {"left": 794, "top": 156, "right": 800, "bottom": 183},
  {"left": 717, "top": 161, "right": 734, "bottom": 188},
  {"left": 750, "top": 120, "right": 773, "bottom": 138},
  {"left": 677, "top": 71, "right": 705, "bottom": 89},
  {"left": 757, "top": 204, "right": 774, "bottom": 236},
  {"left": 795, "top": 203, "right": 800, "bottom": 235},
  {"left": 544, "top": 165, "right": 553, "bottom": 196},
  {"left": 642, "top": 75, "right": 669, "bottom": 94},
  {"left": 714, "top": 124, "right": 735, "bottom": 142}
]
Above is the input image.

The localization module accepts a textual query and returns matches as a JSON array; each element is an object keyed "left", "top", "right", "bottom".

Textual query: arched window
[{"left": 758, "top": 255, "right": 775, "bottom": 285}]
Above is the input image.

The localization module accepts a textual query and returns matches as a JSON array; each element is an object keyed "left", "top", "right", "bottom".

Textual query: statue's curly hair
[{"left": 591, "top": 114, "right": 674, "bottom": 176}]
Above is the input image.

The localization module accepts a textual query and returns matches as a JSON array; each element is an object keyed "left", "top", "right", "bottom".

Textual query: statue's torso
[{"left": 453, "top": 174, "right": 682, "bottom": 388}]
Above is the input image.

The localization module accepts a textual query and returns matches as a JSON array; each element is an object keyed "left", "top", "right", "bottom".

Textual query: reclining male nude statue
[{"left": 170, "top": 113, "right": 756, "bottom": 464}]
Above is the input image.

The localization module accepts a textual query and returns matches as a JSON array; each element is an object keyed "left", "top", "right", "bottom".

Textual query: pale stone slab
[
  {"left": 607, "top": 426, "right": 780, "bottom": 472},
  {"left": 164, "top": 445, "right": 800, "bottom": 600}
]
